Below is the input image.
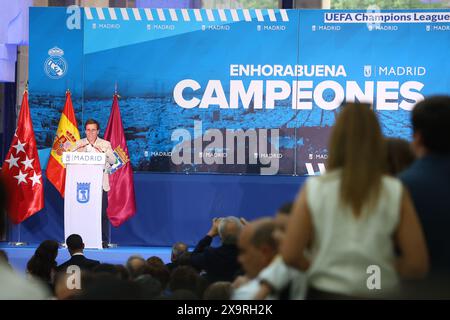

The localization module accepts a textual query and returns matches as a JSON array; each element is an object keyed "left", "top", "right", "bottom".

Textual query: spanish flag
[{"left": 46, "top": 90, "right": 80, "bottom": 197}]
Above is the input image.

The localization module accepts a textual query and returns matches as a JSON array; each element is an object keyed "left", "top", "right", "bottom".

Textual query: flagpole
[
  {"left": 106, "top": 84, "right": 118, "bottom": 249},
  {"left": 108, "top": 223, "right": 117, "bottom": 248},
  {"left": 8, "top": 224, "right": 27, "bottom": 246}
]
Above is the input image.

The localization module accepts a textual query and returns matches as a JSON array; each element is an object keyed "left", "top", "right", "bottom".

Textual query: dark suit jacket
[
  {"left": 57, "top": 254, "right": 100, "bottom": 272},
  {"left": 189, "top": 235, "right": 240, "bottom": 283},
  {"left": 166, "top": 262, "right": 177, "bottom": 273}
]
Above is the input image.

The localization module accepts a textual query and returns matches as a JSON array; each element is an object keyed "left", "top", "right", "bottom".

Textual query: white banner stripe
[
  {"left": 120, "top": 8, "right": 129, "bottom": 20},
  {"left": 84, "top": 8, "right": 291, "bottom": 23},
  {"left": 230, "top": 9, "right": 239, "bottom": 21},
  {"left": 255, "top": 9, "right": 264, "bottom": 22},
  {"left": 84, "top": 7, "right": 93, "bottom": 20},
  {"left": 280, "top": 9, "right": 289, "bottom": 22},
  {"left": 108, "top": 8, "right": 117, "bottom": 20},
  {"left": 169, "top": 9, "right": 178, "bottom": 21},
  {"left": 96, "top": 7, "right": 105, "bottom": 20},
  {"left": 206, "top": 9, "right": 215, "bottom": 21},
  {"left": 132, "top": 8, "right": 141, "bottom": 20},
  {"left": 144, "top": 8, "right": 153, "bottom": 20},
  {"left": 218, "top": 9, "right": 227, "bottom": 21},
  {"left": 157, "top": 8, "right": 166, "bottom": 21},
  {"left": 243, "top": 9, "right": 251, "bottom": 21},
  {"left": 194, "top": 9, "right": 202, "bottom": 21},
  {"left": 267, "top": 9, "right": 276, "bottom": 21},
  {"left": 181, "top": 9, "right": 190, "bottom": 21}
]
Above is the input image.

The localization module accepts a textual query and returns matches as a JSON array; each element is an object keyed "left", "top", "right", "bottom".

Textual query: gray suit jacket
[{"left": 74, "top": 137, "right": 116, "bottom": 192}]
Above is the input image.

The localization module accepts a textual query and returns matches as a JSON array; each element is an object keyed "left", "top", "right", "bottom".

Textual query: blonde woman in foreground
[{"left": 281, "top": 103, "right": 429, "bottom": 299}]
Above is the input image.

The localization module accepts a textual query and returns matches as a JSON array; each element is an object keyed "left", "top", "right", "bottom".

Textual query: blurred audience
[
  {"left": 233, "top": 218, "right": 278, "bottom": 299},
  {"left": 203, "top": 281, "right": 232, "bottom": 300},
  {"left": 76, "top": 274, "right": 142, "bottom": 300},
  {"left": 147, "top": 256, "right": 164, "bottom": 267},
  {"left": 126, "top": 255, "right": 147, "bottom": 279},
  {"left": 0, "top": 175, "right": 49, "bottom": 299},
  {"left": 26, "top": 239, "right": 60, "bottom": 292},
  {"left": 189, "top": 216, "right": 243, "bottom": 283},
  {"left": 4, "top": 95, "right": 450, "bottom": 301},
  {"left": 145, "top": 264, "right": 171, "bottom": 294},
  {"left": 54, "top": 271, "right": 81, "bottom": 300},
  {"left": 92, "top": 263, "right": 123, "bottom": 278},
  {"left": 168, "top": 265, "right": 202, "bottom": 298},
  {"left": 134, "top": 274, "right": 162, "bottom": 299},
  {"left": 281, "top": 103, "right": 429, "bottom": 299},
  {"left": 166, "top": 242, "right": 188, "bottom": 272},
  {"left": 255, "top": 203, "right": 307, "bottom": 300},
  {"left": 385, "top": 137, "right": 416, "bottom": 175}
]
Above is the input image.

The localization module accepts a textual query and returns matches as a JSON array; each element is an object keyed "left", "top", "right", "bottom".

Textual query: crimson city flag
[
  {"left": 104, "top": 94, "right": 136, "bottom": 227},
  {"left": 2, "top": 90, "right": 44, "bottom": 223}
]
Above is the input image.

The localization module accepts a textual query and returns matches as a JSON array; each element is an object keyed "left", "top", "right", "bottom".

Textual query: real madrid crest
[{"left": 44, "top": 47, "right": 68, "bottom": 79}]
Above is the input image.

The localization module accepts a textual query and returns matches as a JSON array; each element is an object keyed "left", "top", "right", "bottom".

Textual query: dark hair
[
  {"left": 203, "top": 281, "right": 232, "bottom": 300},
  {"left": 146, "top": 256, "right": 164, "bottom": 267},
  {"left": 134, "top": 274, "right": 162, "bottom": 299},
  {"left": 92, "top": 263, "right": 122, "bottom": 278},
  {"left": 144, "top": 264, "right": 171, "bottom": 290},
  {"left": 169, "top": 266, "right": 200, "bottom": 293},
  {"left": 176, "top": 252, "right": 192, "bottom": 266},
  {"left": 115, "top": 264, "right": 130, "bottom": 281},
  {"left": 169, "top": 289, "right": 199, "bottom": 300},
  {"left": 412, "top": 96, "right": 450, "bottom": 155},
  {"left": 27, "top": 240, "right": 59, "bottom": 283},
  {"left": 66, "top": 234, "right": 83, "bottom": 251},
  {"left": 385, "top": 138, "right": 415, "bottom": 175},
  {"left": 77, "top": 274, "right": 142, "bottom": 300},
  {"left": 277, "top": 202, "right": 293, "bottom": 216},
  {"left": 85, "top": 118, "right": 100, "bottom": 130}
]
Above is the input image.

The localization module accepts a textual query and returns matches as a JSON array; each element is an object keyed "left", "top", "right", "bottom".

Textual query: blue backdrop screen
[{"left": 29, "top": 8, "right": 450, "bottom": 176}]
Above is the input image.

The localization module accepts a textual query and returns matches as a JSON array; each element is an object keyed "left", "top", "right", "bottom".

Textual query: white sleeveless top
[{"left": 305, "top": 170, "right": 403, "bottom": 297}]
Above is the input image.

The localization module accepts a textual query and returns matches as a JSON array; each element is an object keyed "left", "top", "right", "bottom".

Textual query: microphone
[
  {"left": 71, "top": 141, "right": 104, "bottom": 153},
  {"left": 92, "top": 144, "right": 105, "bottom": 153}
]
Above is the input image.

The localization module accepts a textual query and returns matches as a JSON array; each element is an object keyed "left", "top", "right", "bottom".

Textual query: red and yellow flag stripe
[{"left": 46, "top": 91, "right": 80, "bottom": 197}]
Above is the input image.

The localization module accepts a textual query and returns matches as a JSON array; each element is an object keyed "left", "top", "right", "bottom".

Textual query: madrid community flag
[
  {"left": 104, "top": 94, "right": 136, "bottom": 227},
  {"left": 2, "top": 90, "right": 44, "bottom": 223},
  {"left": 46, "top": 90, "right": 80, "bottom": 197}
]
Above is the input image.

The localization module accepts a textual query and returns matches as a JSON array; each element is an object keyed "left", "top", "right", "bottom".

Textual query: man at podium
[{"left": 73, "top": 119, "right": 116, "bottom": 248}]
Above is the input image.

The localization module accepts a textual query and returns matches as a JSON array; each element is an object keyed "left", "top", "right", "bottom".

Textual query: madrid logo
[
  {"left": 44, "top": 47, "right": 68, "bottom": 79},
  {"left": 364, "top": 65, "right": 372, "bottom": 77},
  {"left": 76, "top": 183, "right": 90, "bottom": 204}
]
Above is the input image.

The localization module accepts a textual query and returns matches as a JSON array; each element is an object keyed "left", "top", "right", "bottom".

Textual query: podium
[{"left": 62, "top": 152, "right": 105, "bottom": 249}]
